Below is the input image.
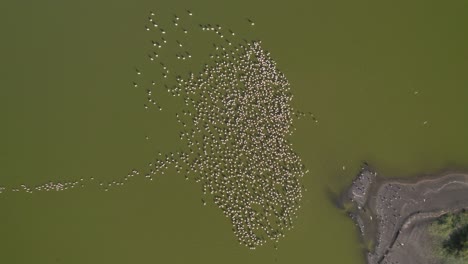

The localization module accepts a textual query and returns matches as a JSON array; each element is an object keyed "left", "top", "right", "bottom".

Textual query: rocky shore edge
[{"left": 341, "top": 165, "right": 468, "bottom": 264}]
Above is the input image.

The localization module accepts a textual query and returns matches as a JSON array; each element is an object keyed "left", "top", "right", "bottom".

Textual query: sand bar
[{"left": 342, "top": 166, "right": 468, "bottom": 264}]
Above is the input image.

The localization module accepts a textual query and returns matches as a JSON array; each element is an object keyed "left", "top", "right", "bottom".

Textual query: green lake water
[{"left": 1, "top": 0, "right": 468, "bottom": 263}]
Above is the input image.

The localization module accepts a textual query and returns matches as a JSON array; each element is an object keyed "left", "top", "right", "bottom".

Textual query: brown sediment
[{"left": 341, "top": 165, "right": 468, "bottom": 264}]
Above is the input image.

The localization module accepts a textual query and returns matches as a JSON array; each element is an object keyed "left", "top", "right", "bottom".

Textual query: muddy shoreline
[{"left": 341, "top": 165, "right": 468, "bottom": 264}]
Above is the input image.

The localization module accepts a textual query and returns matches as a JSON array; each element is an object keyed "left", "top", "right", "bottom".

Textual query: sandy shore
[{"left": 341, "top": 165, "right": 468, "bottom": 264}]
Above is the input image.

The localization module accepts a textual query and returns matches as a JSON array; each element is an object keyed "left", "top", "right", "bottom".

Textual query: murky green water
[{"left": 1, "top": 1, "right": 468, "bottom": 263}]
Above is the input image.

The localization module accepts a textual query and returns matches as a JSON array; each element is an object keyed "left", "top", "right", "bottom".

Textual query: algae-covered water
[{"left": 1, "top": 0, "right": 468, "bottom": 263}]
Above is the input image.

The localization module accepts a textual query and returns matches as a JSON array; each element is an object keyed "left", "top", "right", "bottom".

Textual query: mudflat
[{"left": 342, "top": 166, "right": 468, "bottom": 264}]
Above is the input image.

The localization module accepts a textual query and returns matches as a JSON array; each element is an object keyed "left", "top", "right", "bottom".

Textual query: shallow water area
[{"left": 1, "top": 1, "right": 468, "bottom": 264}]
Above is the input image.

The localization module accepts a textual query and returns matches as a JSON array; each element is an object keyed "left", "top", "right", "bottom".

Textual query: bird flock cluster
[
  {"left": 133, "top": 9, "right": 310, "bottom": 248},
  {"left": 2, "top": 9, "right": 315, "bottom": 249},
  {"left": 171, "top": 41, "right": 307, "bottom": 248}
]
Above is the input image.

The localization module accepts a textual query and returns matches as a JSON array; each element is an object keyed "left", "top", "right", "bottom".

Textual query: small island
[{"left": 341, "top": 165, "right": 468, "bottom": 264}]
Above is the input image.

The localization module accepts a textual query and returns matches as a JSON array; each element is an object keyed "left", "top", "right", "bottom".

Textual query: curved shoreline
[{"left": 341, "top": 165, "right": 468, "bottom": 264}]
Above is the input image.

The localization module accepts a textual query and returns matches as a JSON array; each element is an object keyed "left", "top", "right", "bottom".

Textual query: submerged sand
[{"left": 342, "top": 166, "right": 468, "bottom": 264}]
